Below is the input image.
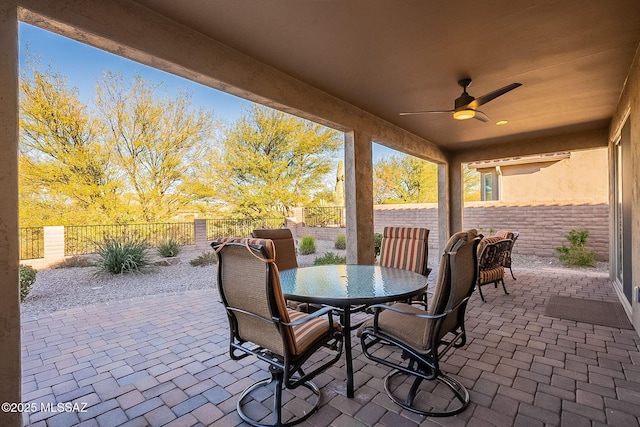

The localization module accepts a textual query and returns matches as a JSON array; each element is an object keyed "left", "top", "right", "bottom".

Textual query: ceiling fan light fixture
[{"left": 453, "top": 109, "right": 475, "bottom": 120}]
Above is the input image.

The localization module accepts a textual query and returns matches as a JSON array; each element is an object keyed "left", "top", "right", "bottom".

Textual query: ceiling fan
[{"left": 400, "top": 78, "right": 522, "bottom": 122}]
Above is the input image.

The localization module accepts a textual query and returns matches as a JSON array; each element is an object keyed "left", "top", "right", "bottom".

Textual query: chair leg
[
  {"left": 237, "top": 365, "right": 321, "bottom": 427},
  {"left": 509, "top": 267, "right": 517, "bottom": 280},
  {"left": 405, "top": 375, "right": 424, "bottom": 408},
  {"left": 477, "top": 285, "right": 486, "bottom": 302},
  {"left": 272, "top": 368, "right": 283, "bottom": 426},
  {"left": 500, "top": 279, "right": 509, "bottom": 295},
  {"left": 384, "top": 369, "right": 470, "bottom": 417}
]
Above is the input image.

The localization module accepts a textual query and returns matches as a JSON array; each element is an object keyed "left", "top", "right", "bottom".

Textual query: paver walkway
[{"left": 20, "top": 266, "right": 640, "bottom": 426}]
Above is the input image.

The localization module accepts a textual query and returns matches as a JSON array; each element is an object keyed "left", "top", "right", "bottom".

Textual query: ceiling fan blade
[
  {"left": 399, "top": 109, "right": 453, "bottom": 116},
  {"left": 468, "top": 83, "right": 522, "bottom": 109},
  {"left": 473, "top": 110, "right": 490, "bottom": 122}
]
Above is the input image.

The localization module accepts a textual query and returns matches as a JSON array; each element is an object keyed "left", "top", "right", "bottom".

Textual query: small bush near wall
[
  {"left": 314, "top": 252, "right": 346, "bottom": 265},
  {"left": 335, "top": 234, "right": 346, "bottom": 250},
  {"left": 299, "top": 236, "right": 316, "bottom": 255},
  {"left": 20, "top": 265, "right": 37, "bottom": 302},
  {"left": 158, "top": 239, "right": 182, "bottom": 258},
  {"left": 556, "top": 229, "right": 596, "bottom": 267},
  {"left": 190, "top": 252, "right": 217, "bottom": 267}
]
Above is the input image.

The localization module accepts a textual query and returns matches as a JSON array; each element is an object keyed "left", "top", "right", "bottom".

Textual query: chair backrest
[
  {"left": 428, "top": 229, "right": 480, "bottom": 339},
  {"left": 379, "top": 226, "right": 430, "bottom": 275},
  {"left": 213, "top": 237, "right": 294, "bottom": 356},
  {"left": 494, "top": 230, "right": 514, "bottom": 240},
  {"left": 478, "top": 237, "right": 511, "bottom": 273},
  {"left": 251, "top": 228, "right": 298, "bottom": 271},
  {"left": 493, "top": 230, "right": 519, "bottom": 267}
]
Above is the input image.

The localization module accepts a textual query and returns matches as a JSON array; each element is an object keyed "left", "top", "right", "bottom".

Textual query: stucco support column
[
  {"left": 0, "top": 3, "right": 22, "bottom": 426},
  {"left": 437, "top": 163, "right": 451, "bottom": 253},
  {"left": 344, "top": 130, "right": 375, "bottom": 264},
  {"left": 441, "top": 159, "right": 464, "bottom": 240}
]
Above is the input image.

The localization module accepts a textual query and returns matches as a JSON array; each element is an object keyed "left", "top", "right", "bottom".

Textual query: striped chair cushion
[
  {"left": 288, "top": 309, "right": 341, "bottom": 355},
  {"left": 478, "top": 266, "right": 504, "bottom": 285},
  {"left": 379, "top": 227, "right": 429, "bottom": 275}
]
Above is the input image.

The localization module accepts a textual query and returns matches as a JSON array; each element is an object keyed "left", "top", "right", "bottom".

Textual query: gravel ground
[{"left": 20, "top": 240, "right": 608, "bottom": 319}]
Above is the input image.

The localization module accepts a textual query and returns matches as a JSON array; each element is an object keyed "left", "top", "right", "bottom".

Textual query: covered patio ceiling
[{"left": 131, "top": 0, "right": 640, "bottom": 152}]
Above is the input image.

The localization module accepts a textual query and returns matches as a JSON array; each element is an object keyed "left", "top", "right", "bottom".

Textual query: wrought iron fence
[
  {"left": 303, "top": 206, "right": 345, "bottom": 227},
  {"left": 19, "top": 227, "right": 44, "bottom": 260},
  {"left": 206, "top": 217, "right": 286, "bottom": 240},
  {"left": 64, "top": 222, "right": 195, "bottom": 256}
]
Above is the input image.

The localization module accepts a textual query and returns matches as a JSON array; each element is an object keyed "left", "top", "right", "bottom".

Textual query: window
[{"left": 482, "top": 173, "right": 493, "bottom": 201}]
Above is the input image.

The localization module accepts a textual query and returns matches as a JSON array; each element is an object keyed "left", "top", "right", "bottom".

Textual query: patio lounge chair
[
  {"left": 476, "top": 236, "right": 512, "bottom": 302},
  {"left": 359, "top": 229, "right": 481, "bottom": 417},
  {"left": 494, "top": 230, "right": 519, "bottom": 280},
  {"left": 212, "top": 237, "right": 343, "bottom": 427}
]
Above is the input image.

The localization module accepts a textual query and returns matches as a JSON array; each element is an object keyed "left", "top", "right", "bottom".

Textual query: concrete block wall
[
  {"left": 464, "top": 201, "right": 609, "bottom": 260},
  {"left": 294, "top": 202, "right": 609, "bottom": 261},
  {"left": 373, "top": 203, "right": 440, "bottom": 253},
  {"left": 22, "top": 202, "right": 610, "bottom": 268}
]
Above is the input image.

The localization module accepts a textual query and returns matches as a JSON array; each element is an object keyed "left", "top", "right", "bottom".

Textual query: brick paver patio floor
[{"left": 20, "top": 266, "right": 640, "bottom": 426}]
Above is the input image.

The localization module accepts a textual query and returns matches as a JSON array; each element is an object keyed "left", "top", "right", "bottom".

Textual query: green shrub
[
  {"left": 313, "top": 252, "right": 346, "bottom": 265},
  {"left": 19, "top": 265, "right": 37, "bottom": 302},
  {"left": 190, "top": 251, "right": 217, "bottom": 267},
  {"left": 556, "top": 229, "right": 596, "bottom": 267},
  {"left": 374, "top": 233, "right": 383, "bottom": 257},
  {"left": 157, "top": 239, "right": 182, "bottom": 258},
  {"left": 335, "top": 234, "right": 346, "bottom": 250},
  {"left": 95, "top": 236, "right": 151, "bottom": 274},
  {"left": 299, "top": 236, "right": 316, "bottom": 255}
]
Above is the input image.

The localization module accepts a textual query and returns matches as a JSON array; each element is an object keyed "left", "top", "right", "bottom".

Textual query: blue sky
[{"left": 19, "top": 22, "right": 398, "bottom": 161}]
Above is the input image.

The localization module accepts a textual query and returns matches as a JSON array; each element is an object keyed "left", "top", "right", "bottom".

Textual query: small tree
[{"left": 556, "top": 229, "right": 596, "bottom": 267}]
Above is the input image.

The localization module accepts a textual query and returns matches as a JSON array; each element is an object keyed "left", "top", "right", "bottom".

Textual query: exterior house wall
[
  {"left": 473, "top": 148, "right": 608, "bottom": 203},
  {"left": 499, "top": 148, "right": 608, "bottom": 203}
]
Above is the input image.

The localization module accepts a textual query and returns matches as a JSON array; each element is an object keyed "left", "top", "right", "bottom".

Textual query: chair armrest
[
  {"left": 367, "top": 303, "right": 447, "bottom": 320},
  {"left": 280, "top": 305, "right": 339, "bottom": 326},
  {"left": 368, "top": 295, "right": 472, "bottom": 322}
]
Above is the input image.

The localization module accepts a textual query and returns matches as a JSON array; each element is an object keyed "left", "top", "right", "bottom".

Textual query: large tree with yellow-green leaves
[
  {"left": 19, "top": 62, "right": 219, "bottom": 225},
  {"left": 96, "top": 71, "right": 216, "bottom": 222},
  {"left": 373, "top": 153, "right": 480, "bottom": 204},
  {"left": 19, "top": 64, "right": 122, "bottom": 225},
  {"left": 209, "top": 105, "right": 342, "bottom": 218}
]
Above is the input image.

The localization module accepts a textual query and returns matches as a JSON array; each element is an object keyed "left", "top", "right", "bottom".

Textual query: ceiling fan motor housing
[
  {"left": 455, "top": 78, "right": 474, "bottom": 110},
  {"left": 455, "top": 93, "right": 475, "bottom": 110}
]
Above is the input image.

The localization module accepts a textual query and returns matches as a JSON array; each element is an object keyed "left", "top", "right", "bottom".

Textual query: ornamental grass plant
[{"left": 95, "top": 236, "right": 151, "bottom": 274}]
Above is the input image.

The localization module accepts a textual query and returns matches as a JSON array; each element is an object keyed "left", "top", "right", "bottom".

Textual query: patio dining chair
[
  {"left": 379, "top": 226, "right": 430, "bottom": 303},
  {"left": 252, "top": 228, "right": 323, "bottom": 312},
  {"left": 476, "top": 236, "right": 512, "bottom": 302},
  {"left": 359, "top": 229, "right": 481, "bottom": 417},
  {"left": 252, "top": 228, "right": 298, "bottom": 271},
  {"left": 212, "top": 237, "right": 343, "bottom": 427},
  {"left": 494, "top": 230, "right": 519, "bottom": 280}
]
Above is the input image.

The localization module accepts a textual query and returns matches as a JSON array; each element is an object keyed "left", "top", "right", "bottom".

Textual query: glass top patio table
[{"left": 279, "top": 264, "right": 428, "bottom": 398}]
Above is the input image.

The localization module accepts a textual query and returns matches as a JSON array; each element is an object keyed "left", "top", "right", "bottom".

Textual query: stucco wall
[{"left": 499, "top": 148, "right": 609, "bottom": 203}]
